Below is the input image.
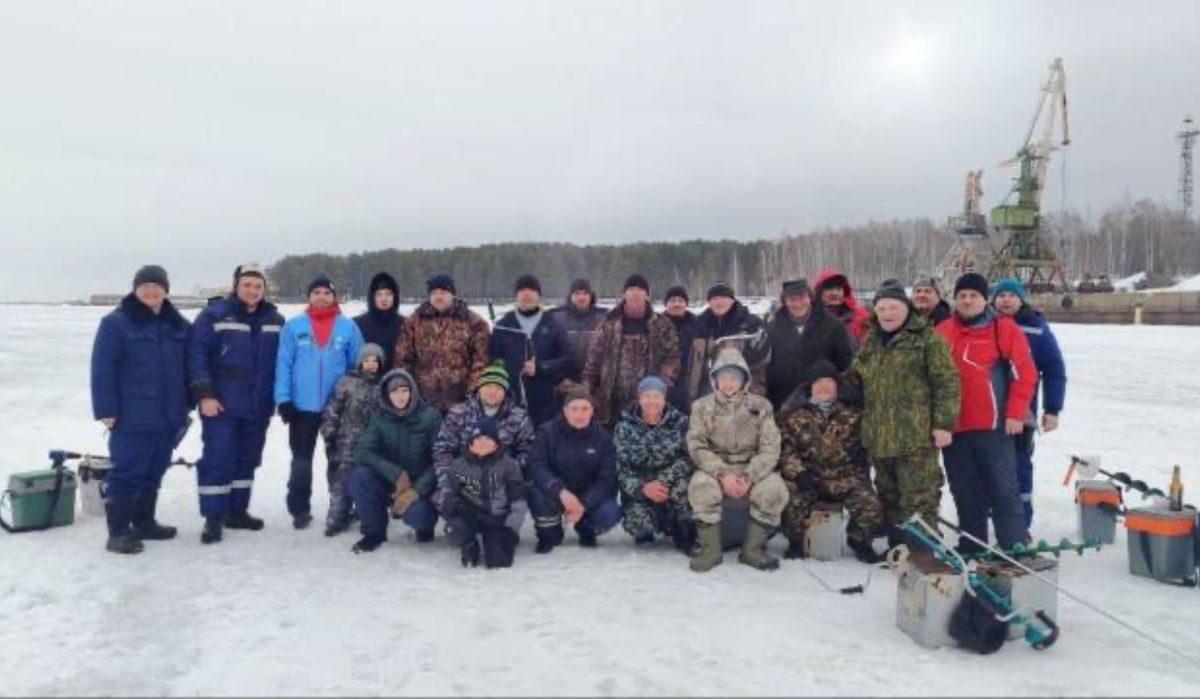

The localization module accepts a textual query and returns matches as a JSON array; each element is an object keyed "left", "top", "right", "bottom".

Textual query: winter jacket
[
  {"left": 1012, "top": 306, "right": 1067, "bottom": 417},
  {"left": 319, "top": 367, "right": 383, "bottom": 467},
  {"left": 581, "top": 302, "right": 682, "bottom": 425},
  {"left": 442, "top": 450, "right": 528, "bottom": 526},
  {"left": 488, "top": 308, "right": 574, "bottom": 428},
  {"left": 664, "top": 311, "right": 699, "bottom": 411},
  {"left": 353, "top": 370, "right": 443, "bottom": 494},
  {"left": 936, "top": 309, "right": 1037, "bottom": 433},
  {"left": 353, "top": 272, "right": 405, "bottom": 374},
  {"left": 779, "top": 401, "right": 870, "bottom": 484},
  {"left": 433, "top": 394, "right": 535, "bottom": 490},
  {"left": 527, "top": 415, "right": 618, "bottom": 511},
  {"left": 549, "top": 295, "right": 607, "bottom": 383},
  {"left": 394, "top": 299, "right": 491, "bottom": 413},
  {"left": 274, "top": 306, "right": 364, "bottom": 413},
  {"left": 815, "top": 268, "right": 870, "bottom": 348},
  {"left": 686, "top": 351, "right": 782, "bottom": 484},
  {"left": 680, "top": 301, "right": 769, "bottom": 406},
  {"left": 922, "top": 300, "right": 952, "bottom": 327},
  {"left": 847, "top": 312, "right": 960, "bottom": 457},
  {"left": 187, "top": 295, "right": 284, "bottom": 420},
  {"left": 614, "top": 403, "right": 693, "bottom": 501},
  {"left": 91, "top": 294, "right": 191, "bottom": 431},
  {"left": 764, "top": 303, "right": 854, "bottom": 411}
]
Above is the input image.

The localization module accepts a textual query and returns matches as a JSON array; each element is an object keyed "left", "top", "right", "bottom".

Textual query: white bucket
[{"left": 77, "top": 455, "right": 112, "bottom": 517}]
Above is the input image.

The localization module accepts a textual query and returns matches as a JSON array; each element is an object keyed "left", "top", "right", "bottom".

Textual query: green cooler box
[{"left": 2, "top": 469, "right": 77, "bottom": 531}]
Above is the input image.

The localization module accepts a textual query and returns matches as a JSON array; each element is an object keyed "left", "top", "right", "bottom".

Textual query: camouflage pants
[
  {"left": 871, "top": 450, "right": 943, "bottom": 529},
  {"left": 621, "top": 478, "right": 691, "bottom": 539},
  {"left": 688, "top": 471, "right": 788, "bottom": 527},
  {"left": 782, "top": 473, "right": 883, "bottom": 545}
]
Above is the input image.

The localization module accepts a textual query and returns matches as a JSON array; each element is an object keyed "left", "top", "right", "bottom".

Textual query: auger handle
[{"left": 1030, "top": 611, "right": 1060, "bottom": 650}]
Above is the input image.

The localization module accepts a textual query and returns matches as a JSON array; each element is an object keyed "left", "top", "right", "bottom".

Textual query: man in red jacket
[{"left": 936, "top": 273, "right": 1035, "bottom": 552}]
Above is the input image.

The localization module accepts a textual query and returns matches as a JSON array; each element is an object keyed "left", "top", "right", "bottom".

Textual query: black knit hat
[
  {"left": 569, "top": 278, "right": 593, "bottom": 295},
  {"left": 468, "top": 415, "right": 501, "bottom": 446},
  {"left": 623, "top": 274, "right": 650, "bottom": 295},
  {"left": 802, "top": 359, "right": 840, "bottom": 393},
  {"left": 308, "top": 275, "right": 335, "bottom": 295},
  {"left": 873, "top": 279, "right": 910, "bottom": 306},
  {"left": 664, "top": 285, "right": 689, "bottom": 303},
  {"left": 426, "top": 273, "right": 456, "bottom": 295},
  {"left": 954, "top": 273, "right": 989, "bottom": 298},
  {"left": 706, "top": 281, "right": 736, "bottom": 300},
  {"left": 132, "top": 265, "right": 170, "bottom": 293},
  {"left": 781, "top": 278, "right": 811, "bottom": 298},
  {"left": 514, "top": 275, "right": 541, "bottom": 295}
]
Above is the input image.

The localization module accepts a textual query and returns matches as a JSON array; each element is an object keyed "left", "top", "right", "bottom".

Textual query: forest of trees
[{"left": 267, "top": 198, "right": 1199, "bottom": 300}]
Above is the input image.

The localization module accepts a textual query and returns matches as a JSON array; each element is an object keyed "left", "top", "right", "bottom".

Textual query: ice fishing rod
[
  {"left": 799, "top": 561, "right": 870, "bottom": 596},
  {"left": 488, "top": 324, "right": 533, "bottom": 409},
  {"left": 937, "top": 515, "right": 1200, "bottom": 669}
]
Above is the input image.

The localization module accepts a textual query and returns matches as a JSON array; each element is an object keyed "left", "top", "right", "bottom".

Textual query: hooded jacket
[
  {"left": 815, "top": 268, "right": 870, "bottom": 348},
  {"left": 319, "top": 344, "right": 387, "bottom": 466},
  {"left": 686, "top": 349, "right": 781, "bottom": 484},
  {"left": 353, "top": 272, "right": 405, "bottom": 374},
  {"left": 353, "top": 369, "right": 443, "bottom": 493}
]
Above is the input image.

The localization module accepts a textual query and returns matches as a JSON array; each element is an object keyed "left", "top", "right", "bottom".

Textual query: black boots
[
  {"left": 672, "top": 521, "right": 698, "bottom": 556},
  {"left": 105, "top": 497, "right": 144, "bottom": 555},
  {"left": 849, "top": 538, "right": 884, "bottom": 564},
  {"left": 534, "top": 526, "right": 564, "bottom": 554},
  {"left": 461, "top": 539, "right": 482, "bottom": 567},
  {"left": 576, "top": 523, "right": 598, "bottom": 548},
  {"left": 352, "top": 535, "right": 386, "bottom": 553},
  {"left": 292, "top": 513, "right": 313, "bottom": 530},
  {"left": 224, "top": 511, "right": 265, "bottom": 531},
  {"left": 201, "top": 518, "right": 223, "bottom": 544},
  {"left": 131, "top": 491, "right": 177, "bottom": 541}
]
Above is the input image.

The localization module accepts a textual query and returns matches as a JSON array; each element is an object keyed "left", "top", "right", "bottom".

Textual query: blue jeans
[{"left": 349, "top": 466, "right": 439, "bottom": 539}]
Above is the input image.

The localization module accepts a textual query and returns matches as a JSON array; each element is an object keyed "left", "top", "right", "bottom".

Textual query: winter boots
[
  {"left": 689, "top": 522, "right": 723, "bottom": 572},
  {"left": 201, "top": 518, "right": 223, "bottom": 544},
  {"left": 461, "top": 539, "right": 482, "bottom": 567},
  {"left": 672, "top": 520, "right": 698, "bottom": 556},
  {"left": 482, "top": 528, "right": 518, "bottom": 568},
  {"left": 131, "top": 491, "right": 177, "bottom": 541},
  {"left": 575, "top": 523, "right": 598, "bottom": 548},
  {"left": 849, "top": 537, "right": 884, "bottom": 564},
  {"left": 292, "top": 513, "right": 313, "bottom": 530},
  {"left": 104, "top": 497, "right": 144, "bottom": 555},
  {"left": 534, "top": 525, "right": 564, "bottom": 554},
  {"left": 738, "top": 519, "right": 780, "bottom": 571},
  {"left": 224, "top": 511, "right": 265, "bottom": 531},
  {"left": 352, "top": 535, "right": 386, "bottom": 553}
]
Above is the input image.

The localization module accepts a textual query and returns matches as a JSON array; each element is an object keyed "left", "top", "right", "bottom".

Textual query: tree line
[{"left": 266, "top": 199, "right": 1199, "bottom": 300}]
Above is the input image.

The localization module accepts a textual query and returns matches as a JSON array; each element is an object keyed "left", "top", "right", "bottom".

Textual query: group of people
[{"left": 89, "top": 261, "right": 1066, "bottom": 573}]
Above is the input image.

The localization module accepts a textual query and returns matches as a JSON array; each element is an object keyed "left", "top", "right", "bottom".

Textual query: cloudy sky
[{"left": 2, "top": 1, "right": 1198, "bottom": 301}]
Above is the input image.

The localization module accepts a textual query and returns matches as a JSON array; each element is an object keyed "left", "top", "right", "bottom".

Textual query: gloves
[
  {"left": 391, "top": 472, "right": 418, "bottom": 518},
  {"left": 277, "top": 402, "right": 297, "bottom": 425}
]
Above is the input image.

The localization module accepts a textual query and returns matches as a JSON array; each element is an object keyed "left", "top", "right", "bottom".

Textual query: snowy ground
[{"left": 2, "top": 304, "right": 1199, "bottom": 697}]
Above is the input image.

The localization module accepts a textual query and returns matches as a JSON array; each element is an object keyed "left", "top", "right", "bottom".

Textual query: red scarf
[{"left": 307, "top": 304, "right": 340, "bottom": 348}]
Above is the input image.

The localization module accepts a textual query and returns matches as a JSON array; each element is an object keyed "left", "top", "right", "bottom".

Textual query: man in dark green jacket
[{"left": 347, "top": 369, "right": 443, "bottom": 553}]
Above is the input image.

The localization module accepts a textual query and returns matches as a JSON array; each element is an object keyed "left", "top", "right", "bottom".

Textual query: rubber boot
[
  {"left": 575, "top": 523, "right": 598, "bottom": 548},
  {"left": 534, "top": 525, "right": 564, "bottom": 554},
  {"left": 784, "top": 535, "right": 808, "bottom": 560},
  {"left": 132, "top": 490, "right": 177, "bottom": 541},
  {"left": 105, "top": 497, "right": 144, "bottom": 555},
  {"left": 689, "top": 522, "right": 723, "bottom": 573},
  {"left": 738, "top": 519, "right": 780, "bottom": 571},
  {"left": 201, "top": 517, "right": 223, "bottom": 544},
  {"left": 352, "top": 535, "right": 386, "bottom": 553},
  {"left": 672, "top": 520, "right": 697, "bottom": 556}
]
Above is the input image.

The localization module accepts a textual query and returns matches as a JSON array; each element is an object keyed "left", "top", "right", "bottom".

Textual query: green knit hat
[{"left": 477, "top": 361, "right": 510, "bottom": 392}]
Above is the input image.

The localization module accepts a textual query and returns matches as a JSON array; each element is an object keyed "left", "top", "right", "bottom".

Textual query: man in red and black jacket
[{"left": 936, "top": 273, "right": 1036, "bottom": 552}]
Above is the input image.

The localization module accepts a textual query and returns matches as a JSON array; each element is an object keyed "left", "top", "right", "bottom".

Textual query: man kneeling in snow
[
  {"left": 441, "top": 417, "right": 528, "bottom": 568},
  {"left": 346, "top": 370, "right": 443, "bottom": 553}
]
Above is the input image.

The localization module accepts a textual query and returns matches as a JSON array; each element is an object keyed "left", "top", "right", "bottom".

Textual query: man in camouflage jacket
[
  {"left": 845, "top": 281, "right": 960, "bottom": 544},
  {"left": 778, "top": 360, "right": 884, "bottom": 563},
  {"left": 394, "top": 274, "right": 491, "bottom": 413}
]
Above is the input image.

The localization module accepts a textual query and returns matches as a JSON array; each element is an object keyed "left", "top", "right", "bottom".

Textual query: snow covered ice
[{"left": 2, "top": 304, "right": 1199, "bottom": 696}]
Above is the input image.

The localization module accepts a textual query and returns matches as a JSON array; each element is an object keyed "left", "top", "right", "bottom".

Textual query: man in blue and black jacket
[
  {"left": 188, "top": 263, "right": 285, "bottom": 544},
  {"left": 992, "top": 278, "right": 1068, "bottom": 528}
]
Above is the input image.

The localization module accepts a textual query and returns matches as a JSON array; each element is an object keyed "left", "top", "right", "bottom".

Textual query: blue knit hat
[
  {"left": 991, "top": 278, "right": 1029, "bottom": 303},
  {"left": 469, "top": 416, "right": 501, "bottom": 446},
  {"left": 637, "top": 375, "right": 669, "bottom": 396}
]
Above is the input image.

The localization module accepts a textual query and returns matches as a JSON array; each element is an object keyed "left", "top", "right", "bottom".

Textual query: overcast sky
[{"left": 2, "top": 1, "right": 1198, "bottom": 301}]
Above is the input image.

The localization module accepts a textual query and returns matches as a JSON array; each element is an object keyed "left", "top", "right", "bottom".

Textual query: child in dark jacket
[{"left": 441, "top": 417, "right": 528, "bottom": 569}]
